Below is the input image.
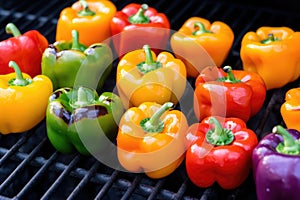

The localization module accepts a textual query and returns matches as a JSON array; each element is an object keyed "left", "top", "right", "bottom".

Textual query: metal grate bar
[
  {"left": 0, "top": 138, "right": 48, "bottom": 193},
  {"left": 95, "top": 170, "right": 119, "bottom": 199},
  {"left": 147, "top": 179, "right": 165, "bottom": 200},
  {"left": 66, "top": 161, "right": 101, "bottom": 200},
  {"left": 120, "top": 175, "right": 143, "bottom": 200},
  {"left": 40, "top": 155, "right": 81, "bottom": 200},
  {"left": 15, "top": 152, "right": 59, "bottom": 199},
  {"left": 174, "top": 178, "right": 189, "bottom": 200}
]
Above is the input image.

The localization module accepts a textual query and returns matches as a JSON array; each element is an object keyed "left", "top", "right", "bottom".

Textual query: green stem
[
  {"left": 8, "top": 61, "right": 32, "bottom": 86},
  {"left": 128, "top": 4, "right": 150, "bottom": 24},
  {"left": 206, "top": 117, "right": 234, "bottom": 146},
  {"left": 261, "top": 33, "right": 280, "bottom": 44},
  {"left": 5, "top": 23, "right": 22, "bottom": 37},
  {"left": 78, "top": 0, "right": 96, "bottom": 16},
  {"left": 136, "top": 45, "right": 162, "bottom": 74},
  {"left": 273, "top": 125, "right": 300, "bottom": 155},
  {"left": 71, "top": 30, "right": 81, "bottom": 51},
  {"left": 140, "top": 102, "right": 174, "bottom": 133},
  {"left": 192, "top": 22, "right": 213, "bottom": 35},
  {"left": 72, "top": 87, "right": 93, "bottom": 107},
  {"left": 217, "top": 66, "right": 241, "bottom": 83}
]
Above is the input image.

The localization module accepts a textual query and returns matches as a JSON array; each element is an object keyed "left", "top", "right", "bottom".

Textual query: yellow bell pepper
[
  {"left": 56, "top": 0, "right": 116, "bottom": 46},
  {"left": 281, "top": 87, "right": 300, "bottom": 132},
  {"left": 0, "top": 61, "right": 53, "bottom": 134},
  {"left": 240, "top": 26, "right": 300, "bottom": 90},
  {"left": 116, "top": 44, "right": 187, "bottom": 108}
]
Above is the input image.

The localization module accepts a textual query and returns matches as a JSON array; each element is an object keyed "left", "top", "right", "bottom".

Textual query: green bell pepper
[
  {"left": 42, "top": 30, "right": 113, "bottom": 91},
  {"left": 46, "top": 86, "right": 124, "bottom": 155}
]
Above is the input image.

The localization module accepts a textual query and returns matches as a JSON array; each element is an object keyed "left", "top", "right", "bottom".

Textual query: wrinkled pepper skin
[
  {"left": 185, "top": 116, "right": 258, "bottom": 189},
  {"left": 252, "top": 126, "right": 300, "bottom": 200},
  {"left": 116, "top": 44, "right": 186, "bottom": 108},
  {"left": 194, "top": 66, "right": 266, "bottom": 122},
  {"left": 281, "top": 87, "right": 300, "bottom": 131},
  {"left": 0, "top": 23, "right": 48, "bottom": 77},
  {"left": 117, "top": 102, "right": 188, "bottom": 179},
  {"left": 241, "top": 26, "right": 300, "bottom": 90},
  {"left": 42, "top": 30, "right": 113, "bottom": 91},
  {"left": 46, "top": 87, "right": 124, "bottom": 155},
  {"left": 0, "top": 61, "right": 53, "bottom": 134},
  {"left": 56, "top": 0, "right": 116, "bottom": 46},
  {"left": 171, "top": 17, "right": 234, "bottom": 78},
  {"left": 110, "top": 3, "right": 170, "bottom": 57}
]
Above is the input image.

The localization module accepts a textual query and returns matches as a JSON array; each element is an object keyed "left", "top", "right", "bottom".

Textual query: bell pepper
[
  {"left": 170, "top": 17, "right": 234, "bottom": 78},
  {"left": 281, "top": 87, "right": 300, "bottom": 131},
  {"left": 240, "top": 26, "right": 300, "bottom": 90},
  {"left": 116, "top": 101, "right": 188, "bottom": 179},
  {"left": 252, "top": 125, "right": 300, "bottom": 200},
  {"left": 0, "top": 23, "right": 48, "bottom": 77},
  {"left": 185, "top": 116, "right": 258, "bottom": 189},
  {"left": 46, "top": 86, "right": 124, "bottom": 155},
  {"left": 0, "top": 61, "right": 53, "bottom": 134},
  {"left": 194, "top": 65, "right": 266, "bottom": 122},
  {"left": 42, "top": 29, "right": 113, "bottom": 91},
  {"left": 56, "top": 0, "right": 116, "bottom": 46},
  {"left": 110, "top": 3, "right": 170, "bottom": 57},
  {"left": 116, "top": 44, "right": 186, "bottom": 108}
]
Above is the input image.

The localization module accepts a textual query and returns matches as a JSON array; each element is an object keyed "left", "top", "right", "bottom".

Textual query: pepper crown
[
  {"left": 137, "top": 44, "right": 162, "bottom": 74},
  {"left": 273, "top": 125, "right": 300, "bottom": 155},
  {"left": 261, "top": 33, "right": 281, "bottom": 44},
  {"left": 5, "top": 23, "right": 22, "bottom": 37},
  {"left": 70, "top": 87, "right": 96, "bottom": 108},
  {"left": 128, "top": 4, "right": 150, "bottom": 24},
  {"left": 192, "top": 22, "right": 213, "bottom": 35},
  {"left": 217, "top": 66, "right": 242, "bottom": 83},
  {"left": 206, "top": 117, "right": 234, "bottom": 146},
  {"left": 77, "top": 0, "right": 96, "bottom": 16},
  {"left": 8, "top": 61, "right": 33, "bottom": 86},
  {"left": 140, "top": 102, "right": 174, "bottom": 133}
]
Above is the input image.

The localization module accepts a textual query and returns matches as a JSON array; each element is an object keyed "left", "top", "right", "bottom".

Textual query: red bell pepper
[
  {"left": 194, "top": 66, "right": 266, "bottom": 122},
  {"left": 0, "top": 23, "right": 48, "bottom": 77},
  {"left": 185, "top": 116, "right": 258, "bottom": 189},
  {"left": 110, "top": 3, "right": 170, "bottom": 57}
]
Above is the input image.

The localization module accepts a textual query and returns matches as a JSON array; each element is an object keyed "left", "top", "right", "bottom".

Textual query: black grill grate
[{"left": 0, "top": 0, "right": 300, "bottom": 199}]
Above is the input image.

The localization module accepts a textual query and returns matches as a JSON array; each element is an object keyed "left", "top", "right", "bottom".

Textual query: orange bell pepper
[
  {"left": 116, "top": 102, "right": 188, "bottom": 179},
  {"left": 240, "top": 26, "right": 300, "bottom": 90},
  {"left": 116, "top": 44, "right": 186, "bottom": 108},
  {"left": 56, "top": 0, "right": 116, "bottom": 46},
  {"left": 170, "top": 17, "right": 234, "bottom": 78},
  {"left": 281, "top": 87, "right": 300, "bottom": 131}
]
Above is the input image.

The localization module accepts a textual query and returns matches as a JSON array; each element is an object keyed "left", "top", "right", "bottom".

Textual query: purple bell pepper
[{"left": 252, "top": 125, "right": 300, "bottom": 200}]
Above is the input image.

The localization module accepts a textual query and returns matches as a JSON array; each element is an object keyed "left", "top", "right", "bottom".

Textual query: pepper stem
[
  {"left": 5, "top": 23, "right": 22, "bottom": 37},
  {"left": 217, "top": 66, "right": 242, "bottom": 83},
  {"left": 140, "top": 102, "right": 174, "bottom": 133},
  {"left": 8, "top": 61, "right": 32, "bottom": 86},
  {"left": 261, "top": 33, "right": 280, "bottom": 44},
  {"left": 71, "top": 30, "right": 82, "bottom": 51},
  {"left": 273, "top": 125, "right": 300, "bottom": 155},
  {"left": 72, "top": 87, "right": 93, "bottom": 107},
  {"left": 136, "top": 45, "right": 162, "bottom": 74},
  {"left": 128, "top": 4, "right": 150, "bottom": 24},
  {"left": 78, "top": 0, "right": 96, "bottom": 16},
  {"left": 192, "top": 22, "right": 213, "bottom": 35},
  {"left": 206, "top": 117, "right": 234, "bottom": 146}
]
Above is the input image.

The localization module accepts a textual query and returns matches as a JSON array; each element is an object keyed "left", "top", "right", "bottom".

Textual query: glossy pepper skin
[
  {"left": 0, "top": 23, "right": 48, "bottom": 77},
  {"left": 281, "top": 88, "right": 300, "bottom": 131},
  {"left": 56, "top": 0, "right": 116, "bottom": 46},
  {"left": 240, "top": 26, "right": 300, "bottom": 90},
  {"left": 117, "top": 102, "right": 188, "bottom": 179},
  {"left": 171, "top": 17, "right": 234, "bottom": 78},
  {"left": 42, "top": 30, "right": 113, "bottom": 91},
  {"left": 194, "top": 66, "right": 266, "bottom": 122},
  {"left": 185, "top": 116, "right": 258, "bottom": 189},
  {"left": 116, "top": 44, "right": 186, "bottom": 108},
  {"left": 0, "top": 61, "right": 53, "bottom": 134},
  {"left": 46, "top": 86, "right": 124, "bottom": 155},
  {"left": 110, "top": 3, "right": 170, "bottom": 57},
  {"left": 252, "top": 125, "right": 300, "bottom": 200}
]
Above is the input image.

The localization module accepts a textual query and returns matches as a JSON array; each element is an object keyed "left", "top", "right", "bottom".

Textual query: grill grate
[{"left": 0, "top": 0, "right": 300, "bottom": 199}]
